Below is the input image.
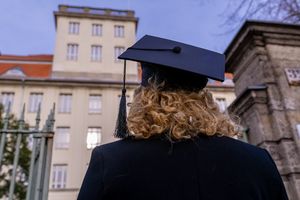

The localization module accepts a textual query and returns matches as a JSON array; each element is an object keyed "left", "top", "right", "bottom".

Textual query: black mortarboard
[{"left": 114, "top": 35, "right": 225, "bottom": 138}]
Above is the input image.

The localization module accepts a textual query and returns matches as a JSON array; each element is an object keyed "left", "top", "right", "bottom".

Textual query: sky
[{"left": 0, "top": 0, "right": 240, "bottom": 55}]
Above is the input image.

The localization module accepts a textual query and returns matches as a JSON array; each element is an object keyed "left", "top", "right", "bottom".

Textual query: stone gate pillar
[{"left": 225, "top": 20, "right": 300, "bottom": 200}]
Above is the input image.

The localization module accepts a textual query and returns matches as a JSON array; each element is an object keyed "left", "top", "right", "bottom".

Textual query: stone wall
[{"left": 225, "top": 21, "right": 300, "bottom": 200}]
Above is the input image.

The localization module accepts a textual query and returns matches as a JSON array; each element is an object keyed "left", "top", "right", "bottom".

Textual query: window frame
[
  {"left": 55, "top": 127, "right": 70, "bottom": 149},
  {"left": 66, "top": 43, "right": 79, "bottom": 61},
  {"left": 114, "top": 25, "right": 125, "bottom": 37},
  {"left": 215, "top": 97, "right": 227, "bottom": 113},
  {"left": 296, "top": 124, "right": 300, "bottom": 138},
  {"left": 86, "top": 127, "right": 102, "bottom": 149},
  {"left": 91, "top": 45, "right": 102, "bottom": 62},
  {"left": 0, "top": 92, "right": 14, "bottom": 112},
  {"left": 88, "top": 94, "right": 102, "bottom": 114},
  {"left": 51, "top": 164, "right": 67, "bottom": 189},
  {"left": 28, "top": 92, "right": 43, "bottom": 113},
  {"left": 114, "top": 46, "right": 125, "bottom": 62},
  {"left": 92, "top": 23, "right": 102, "bottom": 36},
  {"left": 68, "top": 22, "right": 80, "bottom": 35},
  {"left": 58, "top": 93, "right": 72, "bottom": 114}
]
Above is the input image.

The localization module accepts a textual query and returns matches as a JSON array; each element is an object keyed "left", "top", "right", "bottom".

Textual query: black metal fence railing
[{"left": 0, "top": 102, "right": 55, "bottom": 200}]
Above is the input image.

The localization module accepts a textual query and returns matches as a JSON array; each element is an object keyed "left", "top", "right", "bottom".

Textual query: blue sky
[{"left": 0, "top": 0, "right": 239, "bottom": 55}]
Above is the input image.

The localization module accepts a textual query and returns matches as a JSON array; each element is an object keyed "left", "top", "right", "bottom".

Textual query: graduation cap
[{"left": 114, "top": 35, "right": 225, "bottom": 138}]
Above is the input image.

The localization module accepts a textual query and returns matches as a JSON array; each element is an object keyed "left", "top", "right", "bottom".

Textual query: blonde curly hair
[{"left": 127, "top": 82, "right": 240, "bottom": 140}]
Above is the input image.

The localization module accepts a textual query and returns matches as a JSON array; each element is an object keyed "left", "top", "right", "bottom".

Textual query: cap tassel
[{"left": 114, "top": 60, "right": 129, "bottom": 138}]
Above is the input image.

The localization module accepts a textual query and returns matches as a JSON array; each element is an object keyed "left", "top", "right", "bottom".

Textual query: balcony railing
[{"left": 58, "top": 5, "right": 135, "bottom": 18}]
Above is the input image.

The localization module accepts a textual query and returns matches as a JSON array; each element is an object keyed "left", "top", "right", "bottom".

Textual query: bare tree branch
[{"left": 224, "top": 0, "right": 300, "bottom": 32}]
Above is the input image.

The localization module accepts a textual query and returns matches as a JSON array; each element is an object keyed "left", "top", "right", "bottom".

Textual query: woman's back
[
  {"left": 78, "top": 135, "right": 288, "bottom": 200},
  {"left": 78, "top": 35, "right": 288, "bottom": 200}
]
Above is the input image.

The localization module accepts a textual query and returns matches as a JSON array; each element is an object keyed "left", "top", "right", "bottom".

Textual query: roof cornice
[
  {"left": 224, "top": 20, "right": 300, "bottom": 73},
  {"left": 54, "top": 5, "right": 139, "bottom": 29}
]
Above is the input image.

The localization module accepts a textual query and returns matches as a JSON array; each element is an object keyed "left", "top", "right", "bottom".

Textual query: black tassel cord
[{"left": 114, "top": 60, "right": 129, "bottom": 138}]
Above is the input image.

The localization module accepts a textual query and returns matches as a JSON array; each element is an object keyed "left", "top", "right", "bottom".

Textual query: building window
[
  {"left": 86, "top": 127, "right": 102, "bottom": 149},
  {"left": 91, "top": 45, "right": 102, "bottom": 62},
  {"left": 28, "top": 93, "right": 43, "bottom": 113},
  {"left": 297, "top": 124, "right": 300, "bottom": 138},
  {"left": 114, "top": 25, "right": 124, "bottom": 37},
  {"left": 69, "top": 22, "right": 80, "bottom": 35},
  {"left": 58, "top": 94, "right": 72, "bottom": 113},
  {"left": 89, "top": 95, "right": 102, "bottom": 113},
  {"left": 223, "top": 77, "right": 234, "bottom": 86},
  {"left": 55, "top": 127, "right": 70, "bottom": 149},
  {"left": 92, "top": 24, "right": 102, "bottom": 36},
  {"left": 215, "top": 98, "right": 227, "bottom": 113},
  {"left": 3, "top": 68, "right": 26, "bottom": 77},
  {"left": 67, "top": 44, "right": 79, "bottom": 61},
  {"left": 0, "top": 92, "right": 14, "bottom": 112},
  {"left": 114, "top": 46, "right": 125, "bottom": 62},
  {"left": 52, "top": 164, "right": 67, "bottom": 189}
]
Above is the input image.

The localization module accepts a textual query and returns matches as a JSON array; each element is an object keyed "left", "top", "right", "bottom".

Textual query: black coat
[{"left": 77, "top": 135, "right": 288, "bottom": 200}]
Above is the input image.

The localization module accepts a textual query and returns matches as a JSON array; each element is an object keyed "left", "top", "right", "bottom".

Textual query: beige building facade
[
  {"left": 52, "top": 5, "right": 137, "bottom": 79},
  {"left": 49, "top": 5, "right": 138, "bottom": 200},
  {"left": 0, "top": 4, "right": 236, "bottom": 200},
  {"left": 1, "top": 5, "right": 139, "bottom": 200}
]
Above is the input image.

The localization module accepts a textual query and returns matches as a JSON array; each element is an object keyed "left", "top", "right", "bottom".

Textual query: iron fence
[{"left": 0, "top": 103, "right": 55, "bottom": 200}]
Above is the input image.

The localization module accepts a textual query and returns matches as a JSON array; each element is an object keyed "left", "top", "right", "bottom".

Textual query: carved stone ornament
[{"left": 285, "top": 68, "right": 300, "bottom": 85}]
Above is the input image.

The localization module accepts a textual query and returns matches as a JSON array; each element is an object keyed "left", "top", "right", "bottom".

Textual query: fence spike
[
  {"left": 19, "top": 103, "right": 25, "bottom": 121},
  {"left": 52, "top": 103, "right": 56, "bottom": 114},
  {"left": 20, "top": 103, "right": 25, "bottom": 120},
  {"left": 43, "top": 112, "right": 51, "bottom": 132},
  {"left": 3, "top": 102, "right": 11, "bottom": 130},
  {"left": 8, "top": 104, "right": 25, "bottom": 200},
  {"left": 0, "top": 102, "right": 11, "bottom": 167},
  {"left": 49, "top": 103, "right": 56, "bottom": 132},
  {"left": 35, "top": 103, "right": 41, "bottom": 130},
  {"left": 17, "top": 104, "right": 25, "bottom": 130},
  {"left": 3, "top": 102, "right": 11, "bottom": 128},
  {"left": 4, "top": 101, "right": 11, "bottom": 118},
  {"left": 42, "top": 119, "right": 47, "bottom": 132}
]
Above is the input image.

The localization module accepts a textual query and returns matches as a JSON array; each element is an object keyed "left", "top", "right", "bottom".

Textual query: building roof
[
  {"left": 207, "top": 73, "right": 234, "bottom": 87},
  {"left": 0, "top": 54, "right": 53, "bottom": 78},
  {"left": 0, "top": 54, "right": 233, "bottom": 87},
  {"left": 54, "top": 5, "right": 139, "bottom": 28},
  {"left": 0, "top": 54, "right": 53, "bottom": 62}
]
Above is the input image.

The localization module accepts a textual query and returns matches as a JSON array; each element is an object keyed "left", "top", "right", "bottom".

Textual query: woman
[{"left": 77, "top": 35, "right": 288, "bottom": 200}]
